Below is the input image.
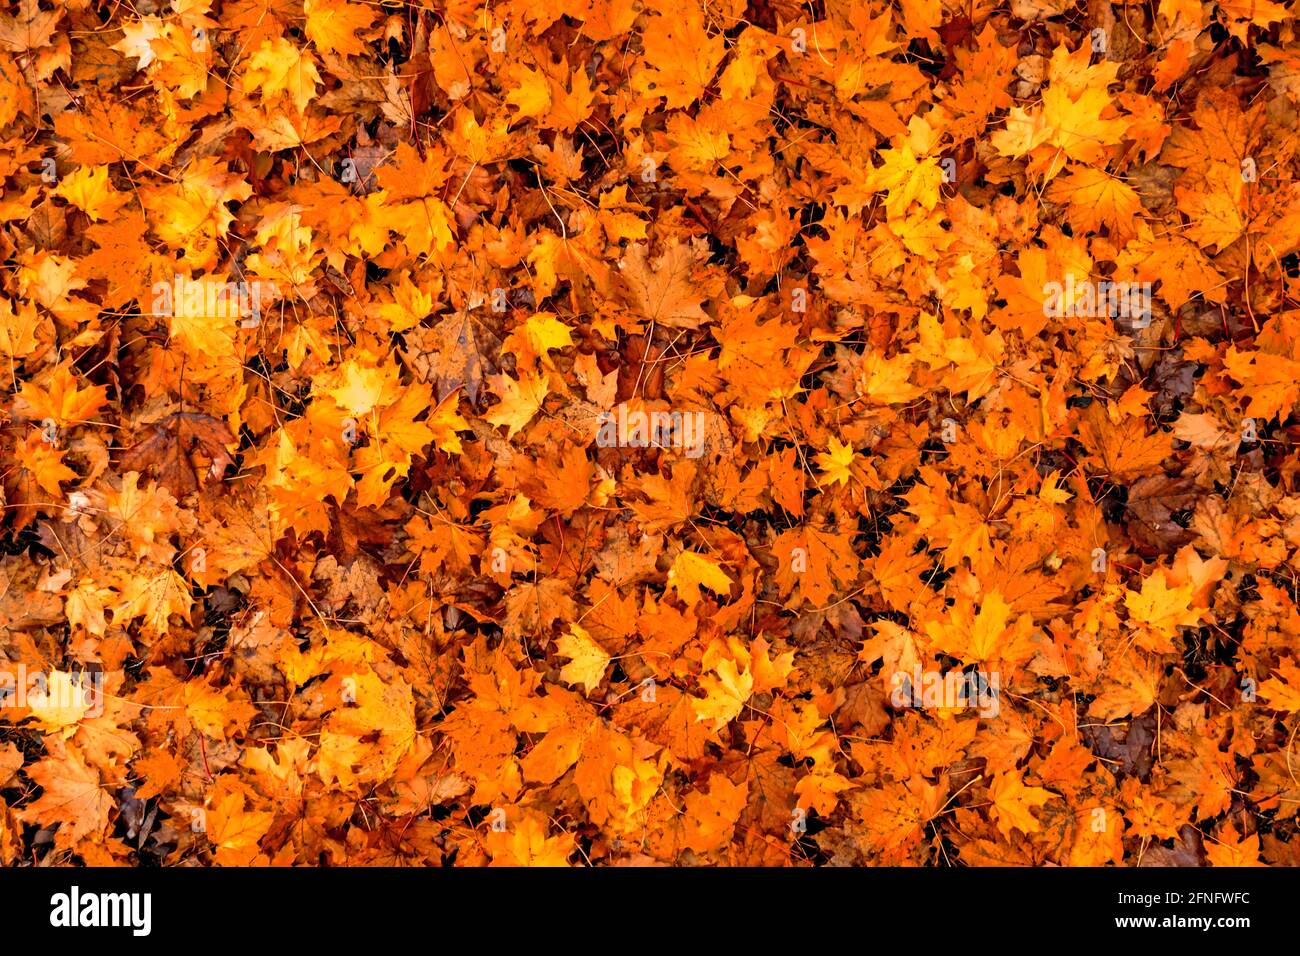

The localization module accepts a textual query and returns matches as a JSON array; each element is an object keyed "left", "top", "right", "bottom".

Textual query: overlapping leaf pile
[{"left": 2, "top": 0, "right": 1300, "bottom": 866}]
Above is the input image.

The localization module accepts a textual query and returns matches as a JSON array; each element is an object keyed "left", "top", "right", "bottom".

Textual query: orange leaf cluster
[{"left": 1, "top": 0, "right": 1300, "bottom": 868}]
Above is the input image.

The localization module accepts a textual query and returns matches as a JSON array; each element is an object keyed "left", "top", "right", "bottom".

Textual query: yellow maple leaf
[
  {"left": 486, "top": 812, "right": 574, "bottom": 866},
  {"left": 667, "top": 551, "right": 733, "bottom": 605},
  {"left": 1044, "top": 166, "right": 1142, "bottom": 241},
  {"left": 1223, "top": 347, "right": 1300, "bottom": 421},
  {"left": 692, "top": 653, "right": 753, "bottom": 730},
  {"left": 485, "top": 371, "right": 549, "bottom": 438},
  {"left": 924, "top": 591, "right": 1035, "bottom": 666},
  {"left": 630, "top": 8, "right": 726, "bottom": 110},
  {"left": 52, "top": 165, "right": 123, "bottom": 222},
  {"left": 555, "top": 624, "right": 611, "bottom": 695},
  {"left": 24, "top": 671, "right": 95, "bottom": 732},
  {"left": 857, "top": 351, "right": 923, "bottom": 405},
  {"left": 243, "top": 37, "right": 321, "bottom": 114},
  {"left": 868, "top": 144, "right": 943, "bottom": 220},
  {"left": 205, "top": 786, "right": 274, "bottom": 867},
  {"left": 111, "top": 14, "right": 164, "bottom": 69},
  {"left": 318, "top": 669, "right": 416, "bottom": 791},
  {"left": 0, "top": 296, "right": 41, "bottom": 361},
  {"left": 1178, "top": 163, "right": 1248, "bottom": 252},
  {"left": 140, "top": 158, "right": 252, "bottom": 269},
  {"left": 814, "top": 436, "right": 857, "bottom": 487},
  {"left": 988, "top": 771, "right": 1056, "bottom": 838},
  {"left": 383, "top": 196, "right": 456, "bottom": 257},
  {"left": 504, "top": 312, "right": 573, "bottom": 371},
  {"left": 303, "top": 0, "right": 373, "bottom": 56},
  {"left": 326, "top": 361, "right": 391, "bottom": 417},
  {"left": 1125, "top": 570, "right": 1200, "bottom": 652},
  {"left": 1259, "top": 658, "right": 1300, "bottom": 713},
  {"left": 505, "top": 62, "right": 552, "bottom": 121},
  {"left": 113, "top": 567, "right": 193, "bottom": 638}
]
